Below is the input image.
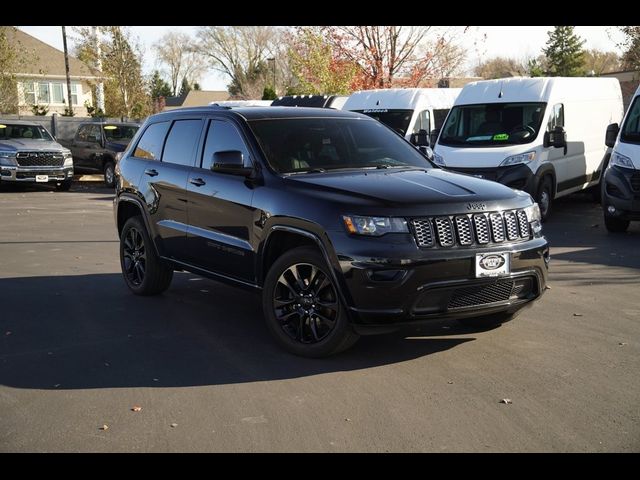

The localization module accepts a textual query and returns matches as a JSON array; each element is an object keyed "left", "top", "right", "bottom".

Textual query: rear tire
[
  {"left": 120, "top": 216, "right": 173, "bottom": 295},
  {"left": 536, "top": 176, "right": 553, "bottom": 222},
  {"left": 262, "top": 246, "right": 359, "bottom": 357},
  {"left": 604, "top": 214, "right": 630, "bottom": 233},
  {"left": 104, "top": 161, "right": 116, "bottom": 188},
  {"left": 56, "top": 179, "right": 72, "bottom": 191}
]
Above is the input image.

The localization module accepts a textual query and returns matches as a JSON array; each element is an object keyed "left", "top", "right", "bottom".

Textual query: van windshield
[
  {"left": 248, "top": 117, "right": 432, "bottom": 174},
  {"left": 439, "top": 102, "right": 546, "bottom": 147},
  {"left": 352, "top": 109, "right": 413, "bottom": 136},
  {"left": 620, "top": 96, "right": 640, "bottom": 145}
]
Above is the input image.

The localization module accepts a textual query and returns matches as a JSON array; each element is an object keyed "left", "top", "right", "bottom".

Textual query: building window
[
  {"left": 21, "top": 81, "right": 82, "bottom": 106},
  {"left": 23, "top": 82, "right": 36, "bottom": 104}
]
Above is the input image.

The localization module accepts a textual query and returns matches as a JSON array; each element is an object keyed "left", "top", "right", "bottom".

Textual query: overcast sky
[{"left": 19, "top": 26, "right": 625, "bottom": 92}]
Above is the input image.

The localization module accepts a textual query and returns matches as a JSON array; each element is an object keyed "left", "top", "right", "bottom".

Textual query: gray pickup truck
[
  {"left": 60, "top": 122, "right": 140, "bottom": 187},
  {"left": 0, "top": 120, "right": 74, "bottom": 191}
]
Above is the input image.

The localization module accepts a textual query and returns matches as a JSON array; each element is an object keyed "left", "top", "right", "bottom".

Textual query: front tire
[
  {"left": 536, "top": 176, "right": 553, "bottom": 222},
  {"left": 55, "top": 179, "right": 72, "bottom": 191},
  {"left": 120, "top": 216, "right": 173, "bottom": 295},
  {"left": 262, "top": 246, "right": 359, "bottom": 357},
  {"left": 604, "top": 214, "right": 630, "bottom": 233},
  {"left": 104, "top": 161, "right": 116, "bottom": 188}
]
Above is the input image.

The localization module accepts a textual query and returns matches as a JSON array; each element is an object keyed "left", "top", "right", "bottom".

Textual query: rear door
[
  {"left": 185, "top": 118, "right": 256, "bottom": 281},
  {"left": 133, "top": 118, "right": 204, "bottom": 260},
  {"left": 71, "top": 125, "right": 92, "bottom": 169}
]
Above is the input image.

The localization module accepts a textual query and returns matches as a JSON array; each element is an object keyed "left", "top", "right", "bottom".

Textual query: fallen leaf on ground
[
  {"left": 344, "top": 418, "right": 351, "bottom": 422},
  {"left": 131, "top": 406, "right": 142, "bottom": 412},
  {"left": 499, "top": 398, "right": 513, "bottom": 405},
  {"left": 100, "top": 424, "right": 109, "bottom": 431},
  {"left": 619, "top": 342, "right": 627, "bottom": 346},
  {"left": 545, "top": 285, "right": 552, "bottom": 290},
  {"left": 170, "top": 423, "right": 178, "bottom": 428},
  {"left": 447, "top": 381, "right": 454, "bottom": 385},
  {"left": 573, "top": 313, "right": 583, "bottom": 317}
]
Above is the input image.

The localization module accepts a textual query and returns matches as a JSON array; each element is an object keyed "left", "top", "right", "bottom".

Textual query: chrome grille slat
[
  {"left": 489, "top": 212, "right": 505, "bottom": 242},
  {"left": 411, "top": 209, "right": 532, "bottom": 248},
  {"left": 412, "top": 219, "right": 434, "bottom": 247},
  {"left": 434, "top": 217, "right": 454, "bottom": 247},
  {"left": 454, "top": 216, "right": 473, "bottom": 245},
  {"left": 473, "top": 214, "right": 490, "bottom": 244},
  {"left": 504, "top": 211, "right": 519, "bottom": 241}
]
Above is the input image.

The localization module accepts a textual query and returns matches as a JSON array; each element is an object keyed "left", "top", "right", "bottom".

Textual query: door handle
[
  {"left": 189, "top": 177, "right": 206, "bottom": 187},
  {"left": 144, "top": 168, "right": 159, "bottom": 177}
]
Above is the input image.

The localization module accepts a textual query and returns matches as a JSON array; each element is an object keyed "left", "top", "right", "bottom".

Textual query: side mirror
[
  {"left": 410, "top": 129, "right": 429, "bottom": 147},
  {"left": 212, "top": 150, "right": 252, "bottom": 176},
  {"left": 544, "top": 126, "right": 567, "bottom": 149},
  {"left": 429, "top": 128, "right": 441, "bottom": 147},
  {"left": 605, "top": 123, "right": 619, "bottom": 148}
]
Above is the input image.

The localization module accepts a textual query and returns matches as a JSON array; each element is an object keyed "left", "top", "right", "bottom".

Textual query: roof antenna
[{"left": 498, "top": 80, "right": 504, "bottom": 98}]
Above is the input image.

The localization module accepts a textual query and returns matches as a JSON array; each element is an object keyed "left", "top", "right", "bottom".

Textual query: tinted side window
[
  {"left": 88, "top": 125, "right": 101, "bottom": 143},
  {"left": 201, "top": 120, "right": 251, "bottom": 169},
  {"left": 162, "top": 119, "right": 203, "bottom": 167},
  {"left": 133, "top": 121, "right": 170, "bottom": 160},
  {"left": 547, "top": 103, "right": 565, "bottom": 131},
  {"left": 433, "top": 109, "right": 450, "bottom": 130}
]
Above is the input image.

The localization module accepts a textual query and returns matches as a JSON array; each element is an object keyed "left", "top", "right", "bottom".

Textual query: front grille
[
  {"left": 631, "top": 173, "right": 640, "bottom": 192},
  {"left": 411, "top": 209, "right": 531, "bottom": 248},
  {"left": 448, "top": 280, "right": 514, "bottom": 309},
  {"left": 16, "top": 151, "right": 64, "bottom": 167}
]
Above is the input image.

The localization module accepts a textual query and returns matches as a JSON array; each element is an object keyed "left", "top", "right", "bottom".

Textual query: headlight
[
  {"left": 0, "top": 151, "right": 17, "bottom": 166},
  {"left": 610, "top": 151, "right": 634, "bottom": 169},
  {"left": 433, "top": 152, "right": 445, "bottom": 166},
  {"left": 524, "top": 202, "right": 542, "bottom": 235},
  {"left": 342, "top": 215, "right": 408, "bottom": 236},
  {"left": 63, "top": 152, "right": 73, "bottom": 167},
  {"left": 500, "top": 151, "right": 536, "bottom": 167}
]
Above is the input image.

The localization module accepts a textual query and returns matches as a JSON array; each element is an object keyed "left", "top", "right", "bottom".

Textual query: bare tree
[
  {"left": 319, "top": 26, "right": 467, "bottom": 88},
  {"left": 474, "top": 56, "right": 529, "bottom": 79},
  {"left": 193, "top": 26, "right": 280, "bottom": 99},
  {"left": 583, "top": 49, "right": 621, "bottom": 75},
  {"left": 154, "top": 31, "right": 206, "bottom": 96}
]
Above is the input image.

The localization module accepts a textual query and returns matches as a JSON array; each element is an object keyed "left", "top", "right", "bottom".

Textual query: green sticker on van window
[{"left": 493, "top": 133, "right": 509, "bottom": 141}]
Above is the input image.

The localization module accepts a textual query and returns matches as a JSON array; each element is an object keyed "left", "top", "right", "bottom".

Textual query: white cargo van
[
  {"left": 601, "top": 84, "right": 640, "bottom": 232},
  {"left": 343, "top": 88, "right": 461, "bottom": 144},
  {"left": 433, "top": 77, "right": 623, "bottom": 220}
]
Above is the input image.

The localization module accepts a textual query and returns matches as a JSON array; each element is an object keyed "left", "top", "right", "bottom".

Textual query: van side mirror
[
  {"left": 212, "top": 150, "right": 253, "bottom": 176},
  {"left": 544, "top": 126, "right": 567, "bottom": 150},
  {"left": 410, "top": 129, "right": 430, "bottom": 147},
  {"left": 430, "top": 128, "right": 440, "bottom": 147},
  {"left": 605, "top": 123, "right": 619, "bottom": 148}
]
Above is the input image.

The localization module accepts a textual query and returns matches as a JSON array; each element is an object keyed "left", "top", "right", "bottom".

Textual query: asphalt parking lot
[{"left": 0, "top": 181, "right": 638, "bottom": 452}]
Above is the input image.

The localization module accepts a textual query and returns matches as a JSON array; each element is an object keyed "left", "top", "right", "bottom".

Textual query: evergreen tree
[
  {"left": 149, "top": 70, "right": 172, "bottom": 99},
  {"left": 178, "top": 77, "right": 192, "bottom": 97},
  {"left": 543, "top": 26, "right": 586, "bottom": 76},
  {"left": 262, "top": 86, "right": 277, "bottom": 100}
]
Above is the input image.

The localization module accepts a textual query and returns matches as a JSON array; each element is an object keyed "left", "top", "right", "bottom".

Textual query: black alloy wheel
[{"left": 122, "top": 225, "right": 146, "bottom": 286}]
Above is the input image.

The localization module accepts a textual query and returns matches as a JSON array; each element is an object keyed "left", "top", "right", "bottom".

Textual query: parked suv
[
  {"left": 61, "top": 122, "right": 140, "bottom": 187},
  {"left": 114, "top": 106, "right": 549, "bottom": 357},
  {"left": 0, "top": 120, "right": 74, "bottom": 190}
]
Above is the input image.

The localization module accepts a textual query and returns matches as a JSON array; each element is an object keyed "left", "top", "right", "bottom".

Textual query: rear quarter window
[{"left": 133, "top": 122, "right": 171, "bottom": 160}]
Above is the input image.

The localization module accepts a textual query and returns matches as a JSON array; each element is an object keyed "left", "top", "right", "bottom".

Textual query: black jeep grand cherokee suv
[{"left": 114, "top": 107, "right": 549, "bottom": 357}]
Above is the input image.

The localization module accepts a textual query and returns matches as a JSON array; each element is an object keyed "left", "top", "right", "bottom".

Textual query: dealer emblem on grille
[{"left": 479, "top": 254, "right": 505, "bottom": 270}]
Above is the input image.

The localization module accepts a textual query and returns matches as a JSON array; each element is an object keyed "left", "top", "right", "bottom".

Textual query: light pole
[{"left": 267, "top": 57, "right": 276, "bottom": 94}]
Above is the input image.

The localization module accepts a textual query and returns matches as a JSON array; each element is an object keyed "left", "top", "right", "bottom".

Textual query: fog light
[{"left": 607, "top": 205, "right": 616, "bottom": 214}]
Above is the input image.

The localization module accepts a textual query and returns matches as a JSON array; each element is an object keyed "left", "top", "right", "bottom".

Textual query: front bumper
[
  {"left": 0, "top": 166, "right": 74, "bottom": 183},
  {"left": 445, "top": 164, "right": 536, "bottom": 194},
  {"left": 332, "top": 233, "right": 549, "bottom": 329},
  {"left": 602, "top": 165, "right": 640, "bottom": 221}
]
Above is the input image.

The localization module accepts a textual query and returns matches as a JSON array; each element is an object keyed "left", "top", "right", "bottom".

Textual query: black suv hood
[{"left": 286, "top": 168, "right": 525, "bottom": 208}]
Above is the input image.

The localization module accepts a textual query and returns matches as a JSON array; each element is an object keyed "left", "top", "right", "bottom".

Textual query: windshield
[
  {"left": 248, "top": 117, "right": 433, "bottom": 174},
  {"left": 439, "top": 102, "right": 546, "bottom": 147},
  {"left": 104, "top": 125, "right": 139, "bottom": 144},
  {"left": 352, "top": 109, "right": 413, "bottom": 136},
  {"left": 620, "top": 96, "right": 640, "bottom": 145},
  {"left": 0, "top": 124, "right": 53, "bottom": 141}
]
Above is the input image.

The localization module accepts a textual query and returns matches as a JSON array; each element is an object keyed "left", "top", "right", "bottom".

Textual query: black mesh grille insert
[
  {"left": 16, "top": 151, "right": 64, "bottom": 167},
  {"left": 448, "top": 280, "right": 514, "bottom": 309}
]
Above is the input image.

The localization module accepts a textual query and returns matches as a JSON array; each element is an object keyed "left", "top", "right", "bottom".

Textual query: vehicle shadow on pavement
[
  {"left": 543, "top": 193, "right": 640, "bottom": 273},
  {"left": 0, "top": 272, "right": 478, "bottom": 390}
]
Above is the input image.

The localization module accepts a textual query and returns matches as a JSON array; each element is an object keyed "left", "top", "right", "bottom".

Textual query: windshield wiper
[{"left": 286, "top": 168, "right": 326, "bottom": 175}]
